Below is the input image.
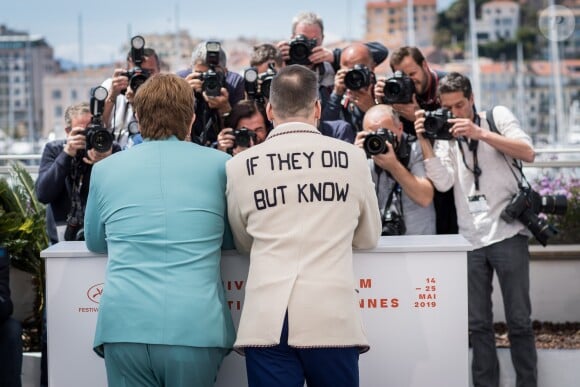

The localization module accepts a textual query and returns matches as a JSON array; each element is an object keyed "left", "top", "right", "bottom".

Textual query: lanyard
[{"left": 457, "top": 111, "right": 482, "bottom": 190}]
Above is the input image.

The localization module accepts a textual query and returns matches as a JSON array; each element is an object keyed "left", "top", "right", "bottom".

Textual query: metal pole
[
  {"left": 469, "top": 0, "right": 481, "bottom": 105},
  {"left": 549, "top": 0, "right": 566, "bottom": 145},
  {"left": 406, "top": 0, "right": 415, "bottom": 46}
]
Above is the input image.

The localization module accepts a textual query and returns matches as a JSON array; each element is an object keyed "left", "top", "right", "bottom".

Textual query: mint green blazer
[{"left": 84, "top": 136, "right": 235, "bottom": 357}]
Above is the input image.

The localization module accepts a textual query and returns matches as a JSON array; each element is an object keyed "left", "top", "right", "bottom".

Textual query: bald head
[
  {"left": 363, "top": 104, "right": 402, "bottom": 136},
  {"left": 340, "top": 42, "right": 374, "bottom": 70}
]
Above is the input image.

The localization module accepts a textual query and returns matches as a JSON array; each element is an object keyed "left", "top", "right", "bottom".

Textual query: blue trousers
[
  {"left": 245, "top": 314, "right": 360, "bottom": 387},
  {"left": 103, "top": 343, "right": 229, "bottom": 387},
  {"left": 468, "top": 234, "right": 537, "bottom": 387},
  {"left": 0, "top": 317, "right": 22, "bottom": 387}
]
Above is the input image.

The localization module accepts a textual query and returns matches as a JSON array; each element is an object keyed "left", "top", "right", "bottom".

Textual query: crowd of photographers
[{"left": 29, "top": 10, "right": 571, "bottom": 387}]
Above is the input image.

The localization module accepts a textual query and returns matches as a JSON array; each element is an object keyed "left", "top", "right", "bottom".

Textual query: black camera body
[
  {"left": 201, "top": 68, "right": 225, "bottom": 97},
  {"left": 259, "top": 64, "right": 276, "bottom": 100},
  {"left": 85, "top": 86, "right": 113, "bottom": 153},
  {"left": 121, "top": 68, "right": 150, "bottom": 93},
  {"left": 423, "top": 108, "right": 455, "bottom": 140},
  {"left": 344, "top": 64, "right": 373, "bottom": 91},
  {"left": 363, "top": 128, "right": 399, "bottom": 157},
  {"left": 381, "top": 210, "right": 406, "bottom": 236},
  {"left": 382, "top": 71, "right": 415, "bottom": 104},
  {"left": 501, "top": 186, "right": 567, "bottom": 246},
  {"left": 233, "top": 127, "right": 257, "bottom": 148},
  {"left": 244, "top": 64, "right": 277, "bottom": 103},
  {"left": 122, "top": 35, "right": 150, "bottom": 93},
  {"left": 287, "top": 35, "right": 317, "bottom": 65}
]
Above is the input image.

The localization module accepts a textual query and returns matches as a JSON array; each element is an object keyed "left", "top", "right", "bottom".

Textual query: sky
[{"left": 4, "top": 0, "right": 454, "bottom": 65}]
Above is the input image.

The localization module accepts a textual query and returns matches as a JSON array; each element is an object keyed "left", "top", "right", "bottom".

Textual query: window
[
  {"left": 71, "top": 90, "right": 78, "bottom": 99},
  {"left": 52, "top": 90, "right": 62, "bottom": 99},
  {"left": 55, "top": 106, "right": 62, "bottom": 117}
]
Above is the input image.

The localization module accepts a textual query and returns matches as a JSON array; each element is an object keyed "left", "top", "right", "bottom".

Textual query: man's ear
[
  {"left": 189, "top": 113, "right": 196, "bottom": 129},
  {"left": 266, "top": 102, "right": 274, "bottom": 122},
  {"left": 314, "top": 100, "right": 321, "bottom": 120}
]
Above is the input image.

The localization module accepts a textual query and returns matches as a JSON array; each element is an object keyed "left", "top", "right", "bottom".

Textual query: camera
[
  {"left": 232, "top": 127, "right": 257, "bottom": 148},
  {"left": 363, "top": 128, "right": 398, "bottom": 157},
  {"left": 501, "top": 186, "right": 568, "bottom": 246},
  {"left": 121, "top": 35, "right": 150, "bottom": 93},
  {"left": 198, "top": 41, "right": 225, "bottom": 97},
  {"left": 381, "top": 211, "right": 406, "bottom": 236},
  {"left": 422, "top": 108, "right": 455, "bottom": 141},
  {"left": 244, "top": 67, "right": 259, "bottom": 100},
  {"left": 85, "top": 86, "right": 113, "bottom": 153},
  {"left": 344, "top": 64, "right": 373, "bottom": 91},
  {"left": 244, "top": 63, "right": 277, "bottom": 103},
  {"left": 259, "top": 63, "right": 276, "bottom": 100},
  {"left": 287, "top": 35, "right": 317, "bottom": 65},
  {"left": 382, "top": 71, "right": 415, "bottom": 104},
  {"left": 201, "top": 67, "right": 225, "bottom": 97}
]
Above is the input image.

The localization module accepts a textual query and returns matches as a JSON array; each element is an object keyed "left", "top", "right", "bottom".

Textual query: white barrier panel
[{"left": 42, "top": 235, "right": 470, "bottom": 387}]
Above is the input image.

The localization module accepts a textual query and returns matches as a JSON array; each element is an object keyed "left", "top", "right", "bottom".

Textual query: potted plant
[{"left": 0, "top": 162, "right": 49, "bottom": 351}]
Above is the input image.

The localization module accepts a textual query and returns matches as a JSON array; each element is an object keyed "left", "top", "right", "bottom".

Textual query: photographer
[
  {"left": 178, "top": 41, "right": 244, "bottom": 145},
  {"left": 215, "top": 100, "right": 268, "bottom": 156},
  {"left": 415, "top": 72, "right": 537, "bottom": 387},
  {"left": 323, "top": 42, "right": 378, "bottom": 133},
  {"left": 36, "top": 102, "right": 121, "bottom": 244},
  {"left": 375, "top": 46, "right": 457, "bottom": 235},
  {"left": 101, "top": 42, "right": 161, "bottom": 148},
  {"left": 277, "top": 12, "right": 335, "bottom": 106},
  {"left": 250, "top": 43, "right": 284, "bottom": 75},
  {"left": 355, "top": 104, "right": 435, "bottom": 235}
]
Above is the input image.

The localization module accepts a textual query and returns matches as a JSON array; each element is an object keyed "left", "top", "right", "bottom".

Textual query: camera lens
[
  {"left": 289, "top": 43, "right": 311, "bottom": 65},
  {"left": 344, "top": 70, "right": 365, "bottom": 90},
  {"left": 539, "top": 195, "right": 568, "bottom": 215},
  {"left": 92, "top": 130, "right": 113, "bottom": 153},
  {"left": 363, "top": 133, "right": 388, "bottom": 156},
  {"left": 385, "top": 82, "right": 401, "bottom": 96},
  {"left": 519, "top": 209, "right": 558, "bottom": 246},
  {"left": 130, "top": 73, "right": 148, "bottom": 92}
]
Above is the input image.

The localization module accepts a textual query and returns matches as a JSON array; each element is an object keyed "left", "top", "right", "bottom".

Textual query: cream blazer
[{"left": 226, "top": 122, "right": 381, "bottom": 353}]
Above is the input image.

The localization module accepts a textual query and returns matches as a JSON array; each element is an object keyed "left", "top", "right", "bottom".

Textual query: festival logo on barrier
[{"left": 87, "top": 283, "right": 104, "bottom": 304}]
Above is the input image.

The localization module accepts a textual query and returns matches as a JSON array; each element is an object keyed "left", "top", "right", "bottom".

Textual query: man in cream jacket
[{"left": 226, "top": 64, "right": 381, "bottom": 387}]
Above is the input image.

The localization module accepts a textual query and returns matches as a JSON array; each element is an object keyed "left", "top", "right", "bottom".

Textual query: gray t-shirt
[{"left": 371, "top": 137, "right": 436, "bottom": 235}]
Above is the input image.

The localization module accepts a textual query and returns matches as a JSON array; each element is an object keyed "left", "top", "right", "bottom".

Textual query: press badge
[{"left": 468, "top": 194, "right": 489, "bottom": 214}]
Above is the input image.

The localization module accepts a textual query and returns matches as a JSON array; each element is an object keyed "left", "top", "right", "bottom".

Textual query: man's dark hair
[
  {"left": 227, "top": 100, "right": 268, "bottom": 130},
  {"left": 269, "top": 65, "right": 318, "bottom": 120},
  {"left": 250, "top": 44, "right": 283, "bottom": 68},
  {"left": 438, "top": 72, "right": 472, "bottom": 99},
  {"left": 389, "top": 46, "right": 425, "bottom": 72},
  {"left": 126, "top": 48, "right": 161, "bottom": 71}
]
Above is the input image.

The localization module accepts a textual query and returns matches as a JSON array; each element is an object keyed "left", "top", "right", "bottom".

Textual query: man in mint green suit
[{"left": 84, "top": 74, "right": 235, "bottom": 387}]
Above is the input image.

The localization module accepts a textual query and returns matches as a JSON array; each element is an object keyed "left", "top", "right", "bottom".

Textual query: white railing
[{"left": 1, "top": 148, "right": 579, "bottom": 177}]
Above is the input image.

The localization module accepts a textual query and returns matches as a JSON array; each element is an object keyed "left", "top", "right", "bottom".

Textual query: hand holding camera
[
  {"left": 108, "top": 68, "right": 130, "bottom": 101},
  {"left": 332, "top": 68, "right": 348, "bottom": 96},
  {"left": 217, "top": 127, "right": 256, "bottom": 155},
  {"left": 64, "top": 127, "right": 87, "bottom": 157}
]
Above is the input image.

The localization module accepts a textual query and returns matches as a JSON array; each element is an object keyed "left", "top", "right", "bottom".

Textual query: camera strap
[
  {"left": 486, "top": 106, "right": 529, "bottom": 188},
  {"left": 375, "top": 171, "right": 404, "bottom": 221},
  {"left": 457, "top": 110, "right": 482, "bottom": 190}
]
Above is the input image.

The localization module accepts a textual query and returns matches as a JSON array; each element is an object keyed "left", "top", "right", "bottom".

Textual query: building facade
[
  {"left": 0, "top": 25, "right": 58, "bottom": 147},
  {"left": 365, "top": 0, "right": 437, "bottom": 50},
  {"left": 42, "top": 66, "right": 112, "bottom": 139},
  {"left": 475, "top": 1, "right": 520, "bottom": 44}
]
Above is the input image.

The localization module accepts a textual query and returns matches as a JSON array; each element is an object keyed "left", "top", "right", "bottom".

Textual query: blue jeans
[
  {"left": 245, "top": 313, "right": 360, "bottom": 387},
  {"left": 0, "top": 317, "right": 23, "bottom": 387},
  {"left": 468, "top": 234, "right": 537, "bottom": 387}
]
